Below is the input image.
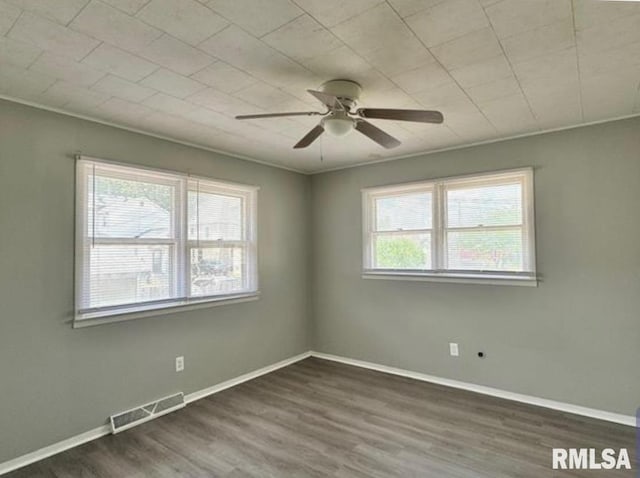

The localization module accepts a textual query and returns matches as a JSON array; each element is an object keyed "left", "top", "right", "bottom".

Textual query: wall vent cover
[{"left": 109, "top": 392, "right": 185, "bottom": 434}]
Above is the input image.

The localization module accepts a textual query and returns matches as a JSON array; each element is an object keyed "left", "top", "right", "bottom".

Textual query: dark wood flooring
[{"left": 5, "top": 357, "right": 635, "bottom": 477}]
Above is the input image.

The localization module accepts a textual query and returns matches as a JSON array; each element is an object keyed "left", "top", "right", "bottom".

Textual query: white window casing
[
  {"left": 75, "top": 156, "right": 258, "bottom": 325},
  {"left": 362, "top": 168, "right": 537, "bottom": 286}
]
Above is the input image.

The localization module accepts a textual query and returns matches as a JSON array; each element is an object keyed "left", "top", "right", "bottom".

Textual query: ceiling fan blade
[
  {"left": 236, "top": 111, "right": 323, "bottom": 120},
  {"left": 356, "top": 108, "right": 444, "bottom": 124},
  {"left": 307, "top": 89, "right": 344, "bottom": 111},
  {"left": 293, "top": 124, "right": 325, "bottom": 149},
  {"left": 355, "top": 120, "right": 401, "bottom": 149}
]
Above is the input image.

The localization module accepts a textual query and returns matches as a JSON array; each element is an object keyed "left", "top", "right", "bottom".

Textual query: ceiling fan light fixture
[{"left": 323, "top": 116, "right": 354, "bottom": 137}]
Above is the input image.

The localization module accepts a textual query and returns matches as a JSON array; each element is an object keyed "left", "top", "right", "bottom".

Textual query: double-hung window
[
  {"left": 75, "top": 157, "right": 258, "bottom": 324},
  {"left": 363, "top": 168, "right": 536, "bottom": 285}
]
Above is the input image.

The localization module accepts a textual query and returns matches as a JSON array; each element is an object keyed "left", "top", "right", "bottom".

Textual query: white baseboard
[
  {"left": 0, "top": 351, "right": 311, "bottom": 476},
  {"left": 0, "top": 425, "right": 111, "bottom": 476},
  {"left": 310, "top": 351, "right": 636, "bottom": 427}
]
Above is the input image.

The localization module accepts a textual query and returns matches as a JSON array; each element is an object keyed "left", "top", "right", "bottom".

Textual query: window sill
[
  {"left": 73, "top": 292, "right": 260, "bottom": 328},
  {"left": 362, "top": 271, "right": 538, "bottom": 287}
]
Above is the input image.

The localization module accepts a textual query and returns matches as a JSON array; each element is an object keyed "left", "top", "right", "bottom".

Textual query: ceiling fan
[{"left": 235, "top": 79, "right": 444, "bottom": 149}]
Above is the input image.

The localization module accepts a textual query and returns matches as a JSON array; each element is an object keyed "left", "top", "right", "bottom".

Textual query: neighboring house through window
[{"left": 75, "top": 158, "right": 258, "bottom": 324}]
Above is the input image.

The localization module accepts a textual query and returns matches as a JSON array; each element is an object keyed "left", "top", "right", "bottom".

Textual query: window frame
[
  {"left": 362, "top": 168, "right": 537, "bottom": 286},
  {"left": 75, "top": 156, "right": 259, "bottom": 327}
]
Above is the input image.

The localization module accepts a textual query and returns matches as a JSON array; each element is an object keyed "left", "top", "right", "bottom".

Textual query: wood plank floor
[{"left": 6, "top": 357, "right": 635, "bottom": 477}]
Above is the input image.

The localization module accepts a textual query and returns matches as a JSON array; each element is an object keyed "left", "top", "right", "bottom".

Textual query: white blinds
[
  {"left": 76, "top": 158, "right": 258, "bottom": 319},
  {"left": 445, "top": 180, "right": 526, "bottom": 272},
  {"left": 363, "top": 169, "right": 535, "bottom": 277}
]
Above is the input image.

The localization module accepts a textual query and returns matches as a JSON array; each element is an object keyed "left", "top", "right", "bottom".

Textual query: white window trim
[
  {"left": 74, "top": 155, "right": 259, "bottom": 326},
  {"left": 362, "top": 168, "right": 537, "bottom": 286}
]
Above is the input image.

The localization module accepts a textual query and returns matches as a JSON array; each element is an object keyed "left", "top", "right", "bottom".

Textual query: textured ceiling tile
[
  {"left": 581, "top": 68, "right": 640, "bottom": 121},
  {"left": 8, "top": 12, "right": 100, "bottom": 61},
  {"left": 523, "top": 82, "right": 582, "bottom": 127},
  {"left": 234, "top": 82, "right": 297, "bottom": 109},
  {"left": 412, "top": 81, "right": 469, "bottom": 109},
  {"left": 573, "top": 0, "right": 640, "bottom": 31},
  {"left": 332, "top": 3, "right": 417, "bottom": 53},
  {"left": 137, "top": 0, "right": 227, "bottom": 45},
  {"left": 143, "top": 92, "right": 199, "bottom": 115},
  {"left": 38, "top": 80, "right": 109, "bottom": 108},
  {"left": 1, "top": 0, "right": 638, "bottom": 172},
  {"left": 387, "top": 0, "right": 447, "bottom": 18},
  {"left": 262, "top": 14, "right": 342, "bottom": 63},
  {"left": 70, "top": 0, "right": 162, "bottom": 51},
  {"left": 478, "top": 92, "right": 537, "bottom": 133},
  {"left": 206, "top": 0, "right": 302, "bottom": 37},
  {"left": 301, "top": 45, "right": 371, "bottom": 79},
  {"left": 199, "top": 26, "right": 313, "bottom": 88},
  {"left": 449, "top": 54, "right": 512, "bottom": 88},
  {"left": 97, "top": 96, "right": 155, "bottom": 122},
  {"left": 191, "top": 62, "right": 258, "bottom": 94},
  {"left": 359, "top": 86, "right": 418, "bottom": 109},
  {"left": 358, "top": 41, "right": 435, "bottom": 77},
  {"left": 181, "top": 106, "right": 234, "bottom": 130},
  {"left": 464, "top": 75, "right": 520, "bottom": 104},
  {"left": 135, "top": 34, "right": 215, "bottom": 76},
  {"left": 0, "top": 63, "right": 56, "bottom": 98},
  {"left": 501, "top": 18, "right": 575, "bottom": 64},
  {"left": 390, "top": 62, "right": 451, "bottom": 94},
  {"left": 329, "top": 2, "right": 435, "bottom": 76},
  {"left": 139, "top": 68, "right": 206, "bottom": 98},
  {"left": 292, "top": 0, "right": 383, "bottom": 28},
  {"left": 579, "top": 41, "right": 640, "bottom": 78},
  {"left": 430, "top": 27, "right": 502, "bottom": 71},
  {"left": 511, "top": 46, "right": 578, "bottom": 89},
  {"left": 0, "top": 36, "right": 42, "bottom": 69},
  {"left": 101, "top": 0, "right": 151, "bottom": 15},
  {"left": 81, "top": 43, "right": 158, "bottom": 82},
  {"left": 187, "top": 87, "right": 260, "bottom": 115},
  {"left": 91, "top": 74, "right": 156, "bottom": 102},
  {"left": 441, "top": 100, "right": 496, "bottom": 140},
  {"left": 29, "top": 52, "right": 106, "bottom": 86},
  {"left": 484, "top": 0, "right": 571, "bottom": 39},
  {"left": 576, "top": 13, "right": 640, "bottom": 55},
  {"left": 4, "top": 0, "right": 89, "bottom": 25},
  {"left": 405, "top": 0, "right": 489, "bottom": 47},
  {"left": 0, "top": 1, "right": 21, "bottom": 35}
]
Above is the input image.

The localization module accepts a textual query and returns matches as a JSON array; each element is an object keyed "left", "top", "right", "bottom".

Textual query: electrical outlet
[
  {"left": 175, "top": 356, "right": 184, "bottom": 372},
  {"left": 449, "top": 343, "right": 459, "bottom": 357}
]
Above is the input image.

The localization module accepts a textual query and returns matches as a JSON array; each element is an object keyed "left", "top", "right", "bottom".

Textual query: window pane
[
  {"left": 447, "top": 183, "right": 522, "bottom": 228},
  {"left": 188, "top": 190, "right": 243, "bottom": 241},
  {"left": 88, "top": 175, "right": 174, "bottom": 239},
  {"left": 447, "top": 229, "right": 523, "bottom": 271},
  {"left": 375, "top": 192, "right": 432, "bottom": 231},
  {"left": 373, "top": 233, "right": 431, "bottom": 269},
  {"left": 190, "top": 246, "right": 247, "bottom": 296},
  {"left": 88, "top": 245, "right": 173, "bottom": 308}
]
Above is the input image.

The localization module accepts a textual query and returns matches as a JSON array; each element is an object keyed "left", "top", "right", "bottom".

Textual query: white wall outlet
[
  {"left": 175, "top": 356, "right": 184, "bottom": 372},
  {"left": 449, "top": 343, "right": 459, "bottom": 357}
]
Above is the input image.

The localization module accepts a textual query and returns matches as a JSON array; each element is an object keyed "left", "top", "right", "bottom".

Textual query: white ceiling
[{"left": 1, "top": 0, "right": 639, "bottom": 173}]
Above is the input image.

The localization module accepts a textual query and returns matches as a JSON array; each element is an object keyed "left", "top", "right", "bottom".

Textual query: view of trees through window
[{"left": 366, "top": 174, "right": 530, "bottom": 274}]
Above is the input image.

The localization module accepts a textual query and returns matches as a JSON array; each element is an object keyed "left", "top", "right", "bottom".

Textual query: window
[
  {"left": 362, "top": 168, "right": 536, "bottom": 285},
  {"left": 76, "top": 158, "right": 258, "bottom": 323}
]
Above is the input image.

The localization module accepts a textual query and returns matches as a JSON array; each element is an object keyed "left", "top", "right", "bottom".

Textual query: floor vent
[{"left": 110, "top": 392, "right": 185, "bottom": 434}]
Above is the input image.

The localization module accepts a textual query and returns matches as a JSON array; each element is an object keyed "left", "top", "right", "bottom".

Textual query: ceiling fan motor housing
[{"left": 320, "top": 79, "right": 362, "bottom": 111}]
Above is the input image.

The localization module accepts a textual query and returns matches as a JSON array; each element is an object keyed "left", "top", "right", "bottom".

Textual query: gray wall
[
  {"left": 311, "top": 116, "right": 640, "bottom": 416},
  {"left": 1, "top": 98, "right": 638, "bottom": 464},
  {"left": 0, "top": 100, "right": 311, "bottom": 463}
]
